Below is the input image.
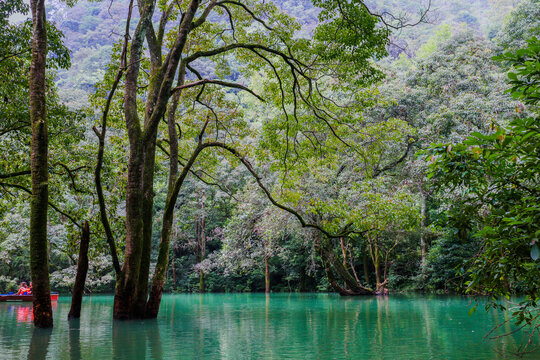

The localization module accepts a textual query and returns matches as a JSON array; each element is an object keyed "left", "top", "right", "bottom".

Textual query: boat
[{"left": 0, "top": 293, "right": 59, "bottom": 302}]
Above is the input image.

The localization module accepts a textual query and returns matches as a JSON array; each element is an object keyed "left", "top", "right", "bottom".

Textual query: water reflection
[
  {"left": 69, "top": 319, "right": 82, "bottom": 360},
  {"left": 6, "top": 301, "right": 59, "bottom": 324},
  {"left": 27, "top": 328, "right": 52, "bottom": 360},
  {"left": 0, "top": 294, "right": 537, "bottom": 359},
  {"left": 112, "top": 318, "right": 163, "bottom": 360},
  {"left": 146, "top": 319, "right": 163, "bottom": 360},
  {"left": 12, "top": 303, "right": 33, "bottom": 323}
]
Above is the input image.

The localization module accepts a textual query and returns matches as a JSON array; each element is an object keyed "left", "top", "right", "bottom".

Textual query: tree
[
  {"left": 360, "top": 186, "right": 419, "bottom": 293},
  {"left": 218, "top": 184, "right": 295, "bottom": 293},
  {"left": 68, "top": 221, "right": 90, "bottom": 319},
  {"left": 1, "top": 0, "right": 90, "bottom": 327},
  {"left": 494, "top": 0, "right": 540, "bottom": 52},
  {"left": 29, "top": 0, "right": 53, "bottom": 328},
  {"left": 90, "top": 0, "right": 431, "bottom": 319},
  {"left": 425, "top": 37, "right": 540, "bottom": 353},
  {"left": 370, "top": 30, "right": 517, "bottom": 279}
]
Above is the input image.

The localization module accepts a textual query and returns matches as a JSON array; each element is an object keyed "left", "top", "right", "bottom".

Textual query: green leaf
[{"left": 531, "top": 244, "right": 539, "bottom": 261}]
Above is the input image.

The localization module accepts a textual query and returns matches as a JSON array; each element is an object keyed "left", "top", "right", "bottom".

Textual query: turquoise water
[{"left": 0, "top": 294, "right": 534, "bottom": 359}]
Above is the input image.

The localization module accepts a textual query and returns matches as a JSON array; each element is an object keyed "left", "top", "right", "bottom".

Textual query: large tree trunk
[
  {"left": 68, "top": 222, "right": 90, "bottom": 319},
  {"left": 29, "top": 0, "right": 53, "bottom": 329},
  {"left": 134, "top": 133, "right": 157, "bottom": 318},
  {"left": 118, "top": 0, "right": 201, "bottom": 319},
  {"left": 114, "top": 141, "right": 145, "bottom": 320},
  {"left": 145, "top": 89, "right": 181, "bottom": 318},
  {"left": 113, "top": 0, "right": 154, "bottom": 320}
]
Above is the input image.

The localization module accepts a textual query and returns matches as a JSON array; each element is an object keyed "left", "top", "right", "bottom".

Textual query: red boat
[{"left": 0, "top": 293, "right": 59, "bottom": 302}]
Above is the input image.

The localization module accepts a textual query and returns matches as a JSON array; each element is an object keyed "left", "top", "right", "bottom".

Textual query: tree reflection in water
[
  {"left": 27, "top": 328, "right": 52, "bottom": 360},
  {"left": 112, "top": 318, "right": 163, "bottom": 359},
  {"left": 69, "top": 318, "right": 82, "bottom": 360}
]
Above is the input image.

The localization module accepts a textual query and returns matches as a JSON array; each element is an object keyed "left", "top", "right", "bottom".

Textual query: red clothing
[{"left": 17, "top": 286, "right": 29, "bottom": 295}]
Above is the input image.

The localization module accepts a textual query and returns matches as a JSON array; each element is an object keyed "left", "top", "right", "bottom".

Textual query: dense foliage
[
  {"left": 426, "top": 37, "right": 539, "bottom": 352},
  {"left": 0, "top": 0, "right": 537, "bottom": 348}
]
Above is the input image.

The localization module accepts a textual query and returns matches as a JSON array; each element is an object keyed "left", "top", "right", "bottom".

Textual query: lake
[{"left": 0, "top": 293, "right": 534, "bottom": 359}]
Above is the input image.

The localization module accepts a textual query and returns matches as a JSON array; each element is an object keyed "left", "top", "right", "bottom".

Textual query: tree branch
[
  {"left": 0, "top": 182, "right": 83, "bottom": 229},
  {"left": 171, "top": 78, "right": 264, "bottom": 102}
]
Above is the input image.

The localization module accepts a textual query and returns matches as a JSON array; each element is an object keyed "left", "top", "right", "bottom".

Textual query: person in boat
[
  {"left": 16, "top": 282, "right": 29, "bottom": 295},
  {"left": 28, "top": 282, "right": 32, "bottom": 295}
]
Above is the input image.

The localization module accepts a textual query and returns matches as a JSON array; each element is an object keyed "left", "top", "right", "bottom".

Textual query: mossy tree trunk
[
  {"left": 115, "top": 0, "right": 200, "bottom": 320},
  {"left": 29, "top": 0, "right": 53, "bottom": 329},
  {"left": 134, "top": 133, "right": 157, "bottom": 318},
  {"left": 145, "top": 89, "right": 181, "bottom": 318},
  {"left": 112, "top": 0, "right": 154, "bottom": 320}
]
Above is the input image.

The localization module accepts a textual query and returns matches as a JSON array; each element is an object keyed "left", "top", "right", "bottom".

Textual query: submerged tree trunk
[
  {"left": 68, "top": 222, "right": 90, "bottom": 319},
  {"left": 113, "top": 139, "right": 145, "bottom": 319},
  {"left": 117, "top": 0, "right": 199, "bottom": 319},
  {"left": 29, "top": 0, "right": 53, "bottom": 329},
  {"left": 113, "top": 0, "right": 154, "bottom": 320},
  {"left": 134, "top": 133, "right": 157, "bottom": 318}
]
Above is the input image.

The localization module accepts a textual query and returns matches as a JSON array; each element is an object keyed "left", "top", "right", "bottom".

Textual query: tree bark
[
  {"left": 363, "top": 249, "right": 370, "bottom": 285},
  {"left": 419, "top": 189, "right": 427, "bottom": 269},
  {"left": 373, "top": 247, "right": 381, "bottom": 287},
  {"left": 68, "top": 221, "right": 90, "bottom": 320},
  {"left": 92, "top": 0, "right": 133, "bottom": 275},
  {"left": 113, "top": 0, "right": 154, "bottom": 320},
  {"left": 264, "top": 253, "right": 270, "bottom": 294},
  {"left": 134, "top": 132, "right": 157, "bottom": 318},
  {"left": 197, "top": 201, "right": 206, "bottom": 293},
  {"left": 199, "top": 270, "right": 205, "bottom": 293},
  {"left": 146, "top": 142, "right": 212, "bottom": 317},
  {"left": 29, "top": 0, "right": 53, "bottom": 329},
  {"left": 145, "top": 88, "right": 182, "bottom": 318},
  {"left": 114, "top": 140, "right": 145, "bottom": 320},
  {"left": 116, "top": 0, "right": 200, "bottom": 319}
]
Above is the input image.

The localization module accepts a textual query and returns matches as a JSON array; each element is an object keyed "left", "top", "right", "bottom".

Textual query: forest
[{"left": 0, "top": 0, "right": 539, "bottom": 357}]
